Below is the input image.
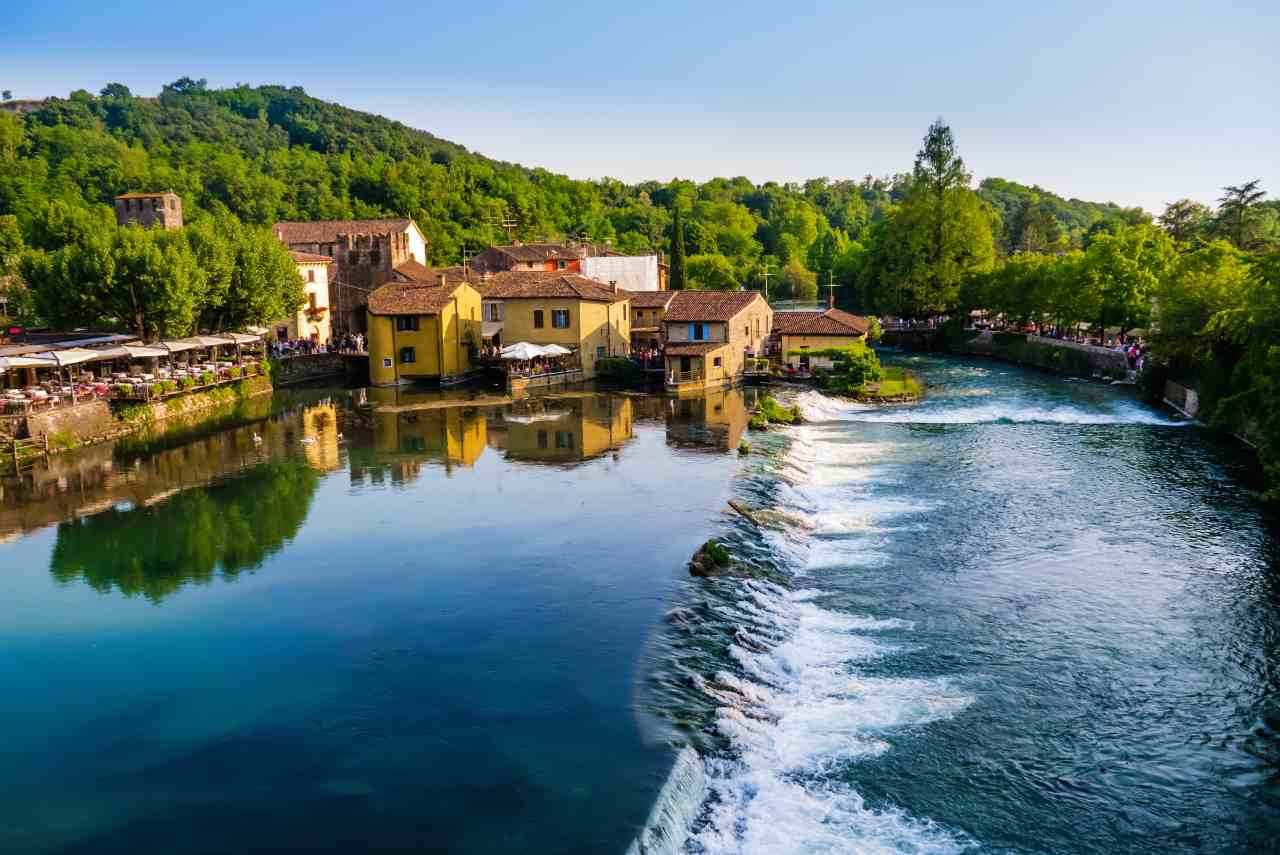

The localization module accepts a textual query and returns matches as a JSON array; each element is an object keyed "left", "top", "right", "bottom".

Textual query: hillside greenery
[{"left": 2, "top": 79, "right": 1141, "bottom": 330}]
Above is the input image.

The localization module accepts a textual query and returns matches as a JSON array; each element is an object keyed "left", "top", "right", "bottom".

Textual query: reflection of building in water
[
  {"left": 496, "top": 396, "right": 633, "bottom": 463},
  {"left": 353, "top": 406, "right": 487, "bottom": 484},
  {"left": 664, "top": 386, "right": 754, "bottom": 451},
  {"left": 301, "top": 402, "right": 342, "bottom": 472}
]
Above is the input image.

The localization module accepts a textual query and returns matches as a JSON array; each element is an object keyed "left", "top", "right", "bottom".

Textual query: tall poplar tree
[
  {"left": 669, "top": 204, "right": 688, "bottom": 290},
  {"left": 1217, "top": 180, "right": 1266, "bottom": 249}
]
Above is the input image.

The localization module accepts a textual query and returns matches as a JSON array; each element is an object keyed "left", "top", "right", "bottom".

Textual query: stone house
[
  {"left": 770, "top": 308, "right": 870, "bottom": 373},
  {"left": 114, "top": 192, "right": 183, "bottom": 230},
  {"left": 273, "top": 218, "right": 428, "bottom": 334},
  {"left": 662, "top": 291, "right": 772, "bottom": 392}
]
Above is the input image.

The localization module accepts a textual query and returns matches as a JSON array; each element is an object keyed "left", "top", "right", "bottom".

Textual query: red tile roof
[
  {"left": 664, "top": 290, "right": 766, "bottom": 322},
  {"left": 490, "top": 242, "right": 585, "bottom": 262},
  {"left": 771, "top": 308, "right": 870, "bottom": 336},
  {"left": 619, "top": 290, "right": 675, "bottom": 309},
  {"left": 664, "top": 341, "right": 725, "bottom": 356},
  {"left": 273, "top": 218, "right": 415, "bottom": 245},
  {"left": 289, "top": 250, "right": 333, "bottom": 264},
  {"left": 368, "top": 282, "right": 468, "bottom": 316},
  {"left": 392, "top": 261, "right": 469, "bottom": 285},
  {"left": 476, "top": 271, "right": 622, "bottom": 303}
]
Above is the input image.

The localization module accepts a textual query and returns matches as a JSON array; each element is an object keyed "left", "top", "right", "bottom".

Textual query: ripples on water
[{"left": 641, "top": 356, "right": 1280, "bottom": 855}]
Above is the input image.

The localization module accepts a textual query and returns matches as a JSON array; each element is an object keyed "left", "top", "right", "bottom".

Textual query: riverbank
[{"left": 0, "top": 375, "right": 272, "bottom": 473}]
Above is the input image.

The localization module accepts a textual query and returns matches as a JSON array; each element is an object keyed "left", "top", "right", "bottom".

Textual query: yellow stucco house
[
  {"left": 274, "top": 250, "right": 334, "bottom": 344},
  {"left": 620, "top": 290, "right": 675, "bottom": 350},
  {"left": 770, "top": 308, "right": 870, "bottom": 374},
  {"left": 663, "top": 291, "right": 772, "bottom": 392},
  {"left": 478, "top": 271, "right": 631, "bottom": 381},
  {"left": 499, "top": 396, "right": 634, "bottom": 463},
  {"left": 366, "top": 268, "right": 483, "bottom": 386}
]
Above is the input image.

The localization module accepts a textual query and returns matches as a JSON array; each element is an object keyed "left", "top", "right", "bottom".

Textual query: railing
[
  {"left": 669, "top": 369, "right": 704, "bottom": 384},
  {"left": 2, "top": 388, "right": 111, "bottom": 415},
  {"left": 109, "top": 362, "right": 267, "bottom": 402}
]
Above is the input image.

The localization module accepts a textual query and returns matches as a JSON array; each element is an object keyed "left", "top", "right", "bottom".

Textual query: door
[
  {"left": 799, "top": 353, "right": 810, "bottom": 372},
  {"left": 680, "top": 356, "right": 691, "bottom": 373}
]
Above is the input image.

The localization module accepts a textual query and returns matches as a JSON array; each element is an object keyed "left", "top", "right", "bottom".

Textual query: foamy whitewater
[{"left": 634, "top": 368, "right": 1202, "bottom": 855}]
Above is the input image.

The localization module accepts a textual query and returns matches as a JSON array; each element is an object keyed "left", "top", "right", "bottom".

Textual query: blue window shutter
[{"left": 688, "top": 323, "right": 695, "bottom": 340}]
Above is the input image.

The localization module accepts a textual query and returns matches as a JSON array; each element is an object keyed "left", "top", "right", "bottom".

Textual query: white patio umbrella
[
  {"left": 540, "top": 344, "right": 572, "bottom": 356},
  {"left": 500, "top": 342, "right": 547, "bottom": 361}
]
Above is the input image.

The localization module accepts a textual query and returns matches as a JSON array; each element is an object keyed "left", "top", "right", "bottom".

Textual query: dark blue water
[{"left": 0, "top": 387, "right": 754, "bottom": 854}]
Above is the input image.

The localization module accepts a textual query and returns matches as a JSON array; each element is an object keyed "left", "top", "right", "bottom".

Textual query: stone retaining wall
[
  {"left": 27, "top": 399, "right": 116, "bottom": 442},
  {"left": 275, "top": 353, "right": 363, "bottom": 386},
  {"left": 955, "top": 331, "right": 1131, "bottom": 380}
]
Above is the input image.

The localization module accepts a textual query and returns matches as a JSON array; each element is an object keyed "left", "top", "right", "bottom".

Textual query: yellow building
[
  {"left": 770, "top": 308, "right": 870, "bottom": 373},
  {"left": 663, "top": 291, "right": 772, "bottom": 392},
  {"left": 620, "top": 290, "right": 675, "bottom": 350},
  {"left": 274, "top": 251, "right": 333, "bottom": 343},
  {"left": 371, "top": 405, "right": 487, "bottom": 471},
  {"left": 478, "top": 271, "right": 630, "bottom": 380},
  {"left": 500, "top": 396, "right": 633, "bottom": 463},
  {"left": 665, "top": 386, "right": 753, "bottom": 451},
  {"left": 366, "top": 270, "right": 483, "bottom": 386}
]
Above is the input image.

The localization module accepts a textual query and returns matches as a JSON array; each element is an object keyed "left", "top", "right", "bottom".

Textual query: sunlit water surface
[{"left": 2, "top": 357, "right": 1277, "bottom": 855}]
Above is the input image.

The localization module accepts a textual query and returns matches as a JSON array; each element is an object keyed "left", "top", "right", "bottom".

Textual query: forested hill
[{"left": 1, "top": 79, "right": 1139, "bottom": 294}]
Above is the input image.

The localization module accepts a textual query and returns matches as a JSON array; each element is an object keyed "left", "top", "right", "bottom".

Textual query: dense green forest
[{"left": 1, "top": 79, "right": 1148, "bottom": 320}]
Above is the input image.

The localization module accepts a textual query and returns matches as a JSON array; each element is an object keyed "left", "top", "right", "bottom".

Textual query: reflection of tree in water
[{"left": 49, "top": 462, "right": 320, "bottom": 602}]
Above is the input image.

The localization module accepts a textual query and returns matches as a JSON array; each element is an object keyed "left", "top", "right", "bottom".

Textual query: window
[
  {"left": 400, "top": 347, "right": 416, "bottom": 364},
  {"left": 596, "top": 346, "right": 606, "bottom": 360},
  {"left": 370, "top": 249, "right": 381, "bottom": 266},
  {"left": 348, "top": 250, "right": 359, "bottom": 264},
  {"left": 557, "top": 260, "right": 567, "bottom": 270},
  {"left": 537, "top": 430, "right": 548, "bottom": 449},
  {"left": 552, "top": 309, "right": 570, "bottom": 328},
  {"left": 691, "top": 323, "right": 705, "bottom": 341},
  {"left": 623, "top": 304, "right": 628, "bottom": 321},
  {"left": 555, "top": 431, "right": 574, "bottom": 449},
  {"left": 308, "top": 293, "right": 317, "bottom": 311},
  {"left": 169, "top": 198, "right": 176, "bottom": 210},
  {"left": 713, "top": 356, "right": 722, "bottom": 368},
  {"left": 396, "top": 316, "right": 420, "bottom": 332},
  {"left": 307, "top": 270, "right": 315, "bottom": 283},
  {"left": 533, "top": 310, "right": 544, "bottom": 328},
  {"left": 382, "top": 357, "right": 392, "bottom": 368}
]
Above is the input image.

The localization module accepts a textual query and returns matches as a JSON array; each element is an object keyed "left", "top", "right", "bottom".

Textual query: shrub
[
  {"left": 200, "top": 371, "right": 214, "bottom": 385},
  {"left": 738, "top": 441, "right": 751, "bottom": 455},
  {"left": 159, "top": 380, "right": 177, "bottom": 394},
  {"left": 116, "top": 383, "right": 133, "bottom": 397},
  {"left": 756, "top": 394, "right": 802, "bottom": 425},
  {"left": 48, "top": 430, "right": 79, "bottom": 451},
  {"left": 150, "top": 383, "right": 165, "bottom": 397},
  {"left": 704, "top": 538, "right": 731, "bottom": 567},
  {"left": 179, "top": 376, "right": 195, "bottom": 390},
  {"left": 748, "top": 413, "right": 768, "bottom": 431}
]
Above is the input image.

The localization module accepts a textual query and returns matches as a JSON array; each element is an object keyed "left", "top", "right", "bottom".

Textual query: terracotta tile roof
[
  {"left": 273, "top": 218, "right": 414, "bottom": 245},
  {"left": 664, "top": 341, "right": 724, "bottom": 356},
  {"left": 368, "top": 282, "right": 465, "bottom": 316},
  {"left": 392, "top": 261, "right": 469, "bottom": 285},
  {"left": 289, "top": 250, "right": 333, "bottom": 264},
  {"left": 619, "top": 290, "right": 675, "bottom": 309},
  {"left": 476, "top": 271, "right": 621, "bottom": 303},
  {"left": 771, "top": 308, "right": 870, "bottom": 336},
  {"left": 664, "top": 290, "right": 765, "bottom": 322}
]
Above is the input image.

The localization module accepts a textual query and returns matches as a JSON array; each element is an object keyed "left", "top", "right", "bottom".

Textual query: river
[{"left": 0, "top": 357, "right": 1276, "bottom": 854}]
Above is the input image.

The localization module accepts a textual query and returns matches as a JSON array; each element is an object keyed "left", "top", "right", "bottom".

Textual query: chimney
[{"left": 438, "top": 272, "right": 447, "bottom": 287}]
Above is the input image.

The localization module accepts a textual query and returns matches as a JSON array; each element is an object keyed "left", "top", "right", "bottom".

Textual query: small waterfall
[{"left": 625, "top": 746, "right": 706, "bottom": 855}]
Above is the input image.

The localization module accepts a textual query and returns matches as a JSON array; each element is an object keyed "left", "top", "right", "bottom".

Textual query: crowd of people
[{"left": 267, "top": 333, "right": 365, "bottom": 358}]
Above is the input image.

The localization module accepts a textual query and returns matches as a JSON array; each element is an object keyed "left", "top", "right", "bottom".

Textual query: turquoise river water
[{"left": 0, "top": 355, "right": 1277, "bottom": 854}]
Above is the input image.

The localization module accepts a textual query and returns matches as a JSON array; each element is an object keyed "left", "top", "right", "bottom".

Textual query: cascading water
[{"left": 635, "top": 355, "right": 1274, "bottom": 855}]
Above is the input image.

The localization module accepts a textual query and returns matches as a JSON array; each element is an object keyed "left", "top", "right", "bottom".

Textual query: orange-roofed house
[
  {"left": 662, "top": 291, "right": 772, "bottom": 392},
  {"left": 770, "top": 308, "right": 870, "bottom": 374},
  {"left": 366, "top": 265, "right": 482, "bottom": 387}
]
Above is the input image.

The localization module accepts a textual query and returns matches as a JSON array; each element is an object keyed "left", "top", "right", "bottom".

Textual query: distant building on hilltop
[
  {"left": 114, "top": 191, "right": 183, "bottom": 230},
  {"left": 272, "top": 218, "right": 428, "bottom": 334}
]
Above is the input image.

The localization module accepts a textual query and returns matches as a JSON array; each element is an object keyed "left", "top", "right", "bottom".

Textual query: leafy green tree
[
  {"left": 1016, "top": 204, "right": 1067, "bottom": 254},
  {"left": 669, "top": 203, "right": 688, "bottom": 290},
  {"left": 777, "top": 258, "right": 818, "bottom": 302},
  {"left": 1, "top": 90, "right": 11, "bottom": 102},
  {"left": 686, "top": 253, "right": 740, "bottom": 291},
  {"left": 1082, "top": 223, "right": 1177, "bottom": 338},
  {"left": 1158, "top": 199, "right": 1212, "bottom": 246},
  {"left": 1216, "top": 180, "right": 1267, "bottom": 249},
  {"left": 1151, "top": 241, "right": 1249, "bottom": 362}
]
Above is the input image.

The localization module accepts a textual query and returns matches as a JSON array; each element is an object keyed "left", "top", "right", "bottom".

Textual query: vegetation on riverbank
[{"left": 750, "top": 395, "right": 803, "bottom": 430}]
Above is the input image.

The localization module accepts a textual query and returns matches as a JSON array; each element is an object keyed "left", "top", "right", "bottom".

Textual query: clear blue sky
[{"left": 4, "top": 0, "right": 1277, "bottom": 213}]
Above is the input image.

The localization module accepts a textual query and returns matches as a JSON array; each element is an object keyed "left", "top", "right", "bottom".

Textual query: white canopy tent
[
  {"left": 0, "top": 355, "right": 56, "bottom": 371},
  {"left": 540, "top": 344, "right": 572, "bottom": 356},
  {"left": 500, "top": 342, "right": 548, "bottom": 361},
  {"left": 124, "top": 345, "right": 169, "bottom": 359},
  {"left": 33, "top": 347, "right": 126, "bottom": 367}
]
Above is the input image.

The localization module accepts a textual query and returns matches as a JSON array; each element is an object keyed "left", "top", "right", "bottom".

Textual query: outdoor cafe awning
[
  {"left": 0, "top": 355, "right": 57, "bottom": 371},
  {"left": 500, "top": 342, "right": 548, "bottom": 361},
  {"left": 33, "top": 347, "right": 129, "bottom": 367},
  {"left": 157, "top": 339, "right": 203, "bottom": 354},
  {"left": 220, "top": 332, "right": 264, "bottom": 345},
  {"left": 125, "top": 345, "right": 169, "bottom": 359}
]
